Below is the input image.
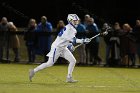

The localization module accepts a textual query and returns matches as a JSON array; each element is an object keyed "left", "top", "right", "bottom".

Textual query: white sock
[
  {"left": 67, "top": 74, "right": 72, "bottom": 78},
  {"left": 67, "top": 62, "right": 75, "bottom": 78}
]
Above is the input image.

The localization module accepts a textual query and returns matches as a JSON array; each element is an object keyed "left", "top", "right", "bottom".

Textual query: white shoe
[
  {"left": 29, "top": 69, "right": 35, "bottom": 82},
  {"left": 66, "top": 77, "right": 78, "bottom": 83}
]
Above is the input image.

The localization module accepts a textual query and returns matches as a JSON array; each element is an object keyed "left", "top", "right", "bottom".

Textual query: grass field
[
  {"left": 1, "top": 33, "right": 140, "bottom": 93},
  {"left": 0, "top": 64, "right": 140, "bottom": 93}
]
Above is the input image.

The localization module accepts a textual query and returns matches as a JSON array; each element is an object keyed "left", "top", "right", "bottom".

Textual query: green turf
[{"left": 0, "top": 64, "right": 140, "bottom": 93}]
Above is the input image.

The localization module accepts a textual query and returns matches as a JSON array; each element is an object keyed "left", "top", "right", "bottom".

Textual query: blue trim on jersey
[
  {"left": 58, "top": 27, "right": 66, "bottom": 37},
  {"left": 53, "top": 48, "right": 56, "bottom": 63}
]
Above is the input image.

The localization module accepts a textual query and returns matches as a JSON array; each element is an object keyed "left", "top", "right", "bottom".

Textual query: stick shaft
[{"left": 74, "top": 33, "right": 100, "bottom": 49}]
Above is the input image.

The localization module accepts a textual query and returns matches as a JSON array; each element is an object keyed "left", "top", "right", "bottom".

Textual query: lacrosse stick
[{"left": 74, "top": 30, "right": 108, "bottom": 49}]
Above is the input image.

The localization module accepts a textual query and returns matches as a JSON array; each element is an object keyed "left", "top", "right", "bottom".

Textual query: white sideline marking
[
  {"left": 67, "top": 85, "right": 124, "bottom": 88},
  {"left": 94, "top": 85, "right": 123, "bottom": 88}
]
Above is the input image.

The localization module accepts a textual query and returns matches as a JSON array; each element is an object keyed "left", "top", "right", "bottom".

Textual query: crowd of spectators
[{"left": 0, "top": 15, "right": 140, "bottom": 68}]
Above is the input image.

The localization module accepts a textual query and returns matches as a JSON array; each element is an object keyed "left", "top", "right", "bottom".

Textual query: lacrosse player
[{"left": 29, "top": 14, "right": 91, "bottom": 83}]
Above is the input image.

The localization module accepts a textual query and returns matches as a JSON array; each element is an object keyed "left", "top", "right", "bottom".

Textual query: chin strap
[{"left": 69, "top": 23, "right": 77, "bottom": 29}]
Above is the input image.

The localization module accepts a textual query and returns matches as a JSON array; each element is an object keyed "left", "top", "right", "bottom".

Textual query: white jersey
[{"left": 51, "top": 24, "right": 77, "bottom": 48}]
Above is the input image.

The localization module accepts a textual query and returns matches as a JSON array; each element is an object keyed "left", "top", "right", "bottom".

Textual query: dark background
[{"left": 0, "top": 0, "right": 140, "bottom": 28}]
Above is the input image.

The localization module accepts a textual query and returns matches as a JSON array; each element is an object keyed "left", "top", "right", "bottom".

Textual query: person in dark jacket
[
  {"left": 102, "top": 23, "right": 113, "bottom": 66},
  {"left": 76, "top": 19, "right": 87, "bottom": 65},
  {"left": 0, "top": 17, "right": 9, "bottom": 62},
  {"left": 120, "top": 23, "right": 136, "bottom": 66},
  {"left": 24, "top": 19, "right": 37, "bottom": 63},
  {"left": 133, "top": 20, "right": 140, "bottom": 66},
  {"left": 86, "top": 17, "right": 102, "bottom": 65}
]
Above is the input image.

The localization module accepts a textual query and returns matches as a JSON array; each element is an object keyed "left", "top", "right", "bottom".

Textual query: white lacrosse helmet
[{"left": 67, "top": 14, "right": 80, "bottom": 27}]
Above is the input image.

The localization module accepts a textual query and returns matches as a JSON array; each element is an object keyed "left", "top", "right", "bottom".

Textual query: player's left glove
[{"left": 67, "top": 43, "right": 75, "bottom": 52}]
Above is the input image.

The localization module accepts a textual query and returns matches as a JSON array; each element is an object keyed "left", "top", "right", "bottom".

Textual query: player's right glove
[{"left": 83, "top": 38, "right": 91, "bottom": 44}]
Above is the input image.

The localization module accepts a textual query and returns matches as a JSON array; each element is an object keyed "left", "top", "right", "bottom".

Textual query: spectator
[
  {"left": 36, "top": 16, "right": 53, "bottom": 62},
  {"left": 109, "top": 22, "right": 121, "bottom": 66},
  {"left": 24, "top": 18, "right": 37, "bottom": 63},
  {"left": 55, "top": 20, "right": 65, "bottom": 39},
  {"left": 7, "top": 22, "right": 20, "bottom": 62},
  {"left": 0, "top": 17, "right": 9, "bottom": 62},
  {"left": 83, "top": 14, "right": 90, "bottom": 28},
  {"left": 133, "top": 20, "right": 140, "bottom": 66},
  {"left": 55, "top": 20, "right": 66, "bottom": 64},
  {"left": 120, "top": 23, "right": 136, "bottom": 66},
  {"left": 102, "top": 23, "right": 113, "bottom": 66},
  {"left": 56, "top": 20, "right": 65, "bottom": 33},
  {"left": 86, "top": 17, "right": 102, "bottom": 65},
  {"left": 76, "top": 19, "right": 87, "bottom": 65}
]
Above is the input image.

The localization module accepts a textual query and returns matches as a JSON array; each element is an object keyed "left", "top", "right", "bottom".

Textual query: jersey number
[{"left": 58, "top": 27, "right": 66, "bottom": 37}]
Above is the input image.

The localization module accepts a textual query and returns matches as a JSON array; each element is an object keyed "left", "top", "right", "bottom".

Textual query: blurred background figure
[
  {"left": 7, "top": 22, "right": 20, "bottom": 62},
  {"left": 24, "top": 18, "right": 37, "bottom": 63},
  {"left": 36, "top": 16, "right": 53, "bottom": 62},
  {"left": 102, "top": 23, "right": 113, "bottom": 66},
  {"left": 86, "top": 17, "right": 102, "bottom": 65},
  {"left": 76, "top": 19, "right": 87, "bottom": 65},
  {"left": 120, "top": 23, "right": 136, "bottom": 66},
  {"left": 108, "top": 22, "right": 121, "bottom": 66},
  {"left": 133, "top": 20, "right": 140, "bottom": 67},
  {"left": 55, "top": 20, "right": 65, "bottom": 40},
  {"left": 0, "top": 17, "right": 9, "bottom": 62},
  {"left": 55, "top": 20, "right": 66, "bottom": 64},
  {"left": 56, "top": 20, "right": 65, "bottom": 33},
  {"left": 83, "top": 14, "right": 90, "bottom": 28}
]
